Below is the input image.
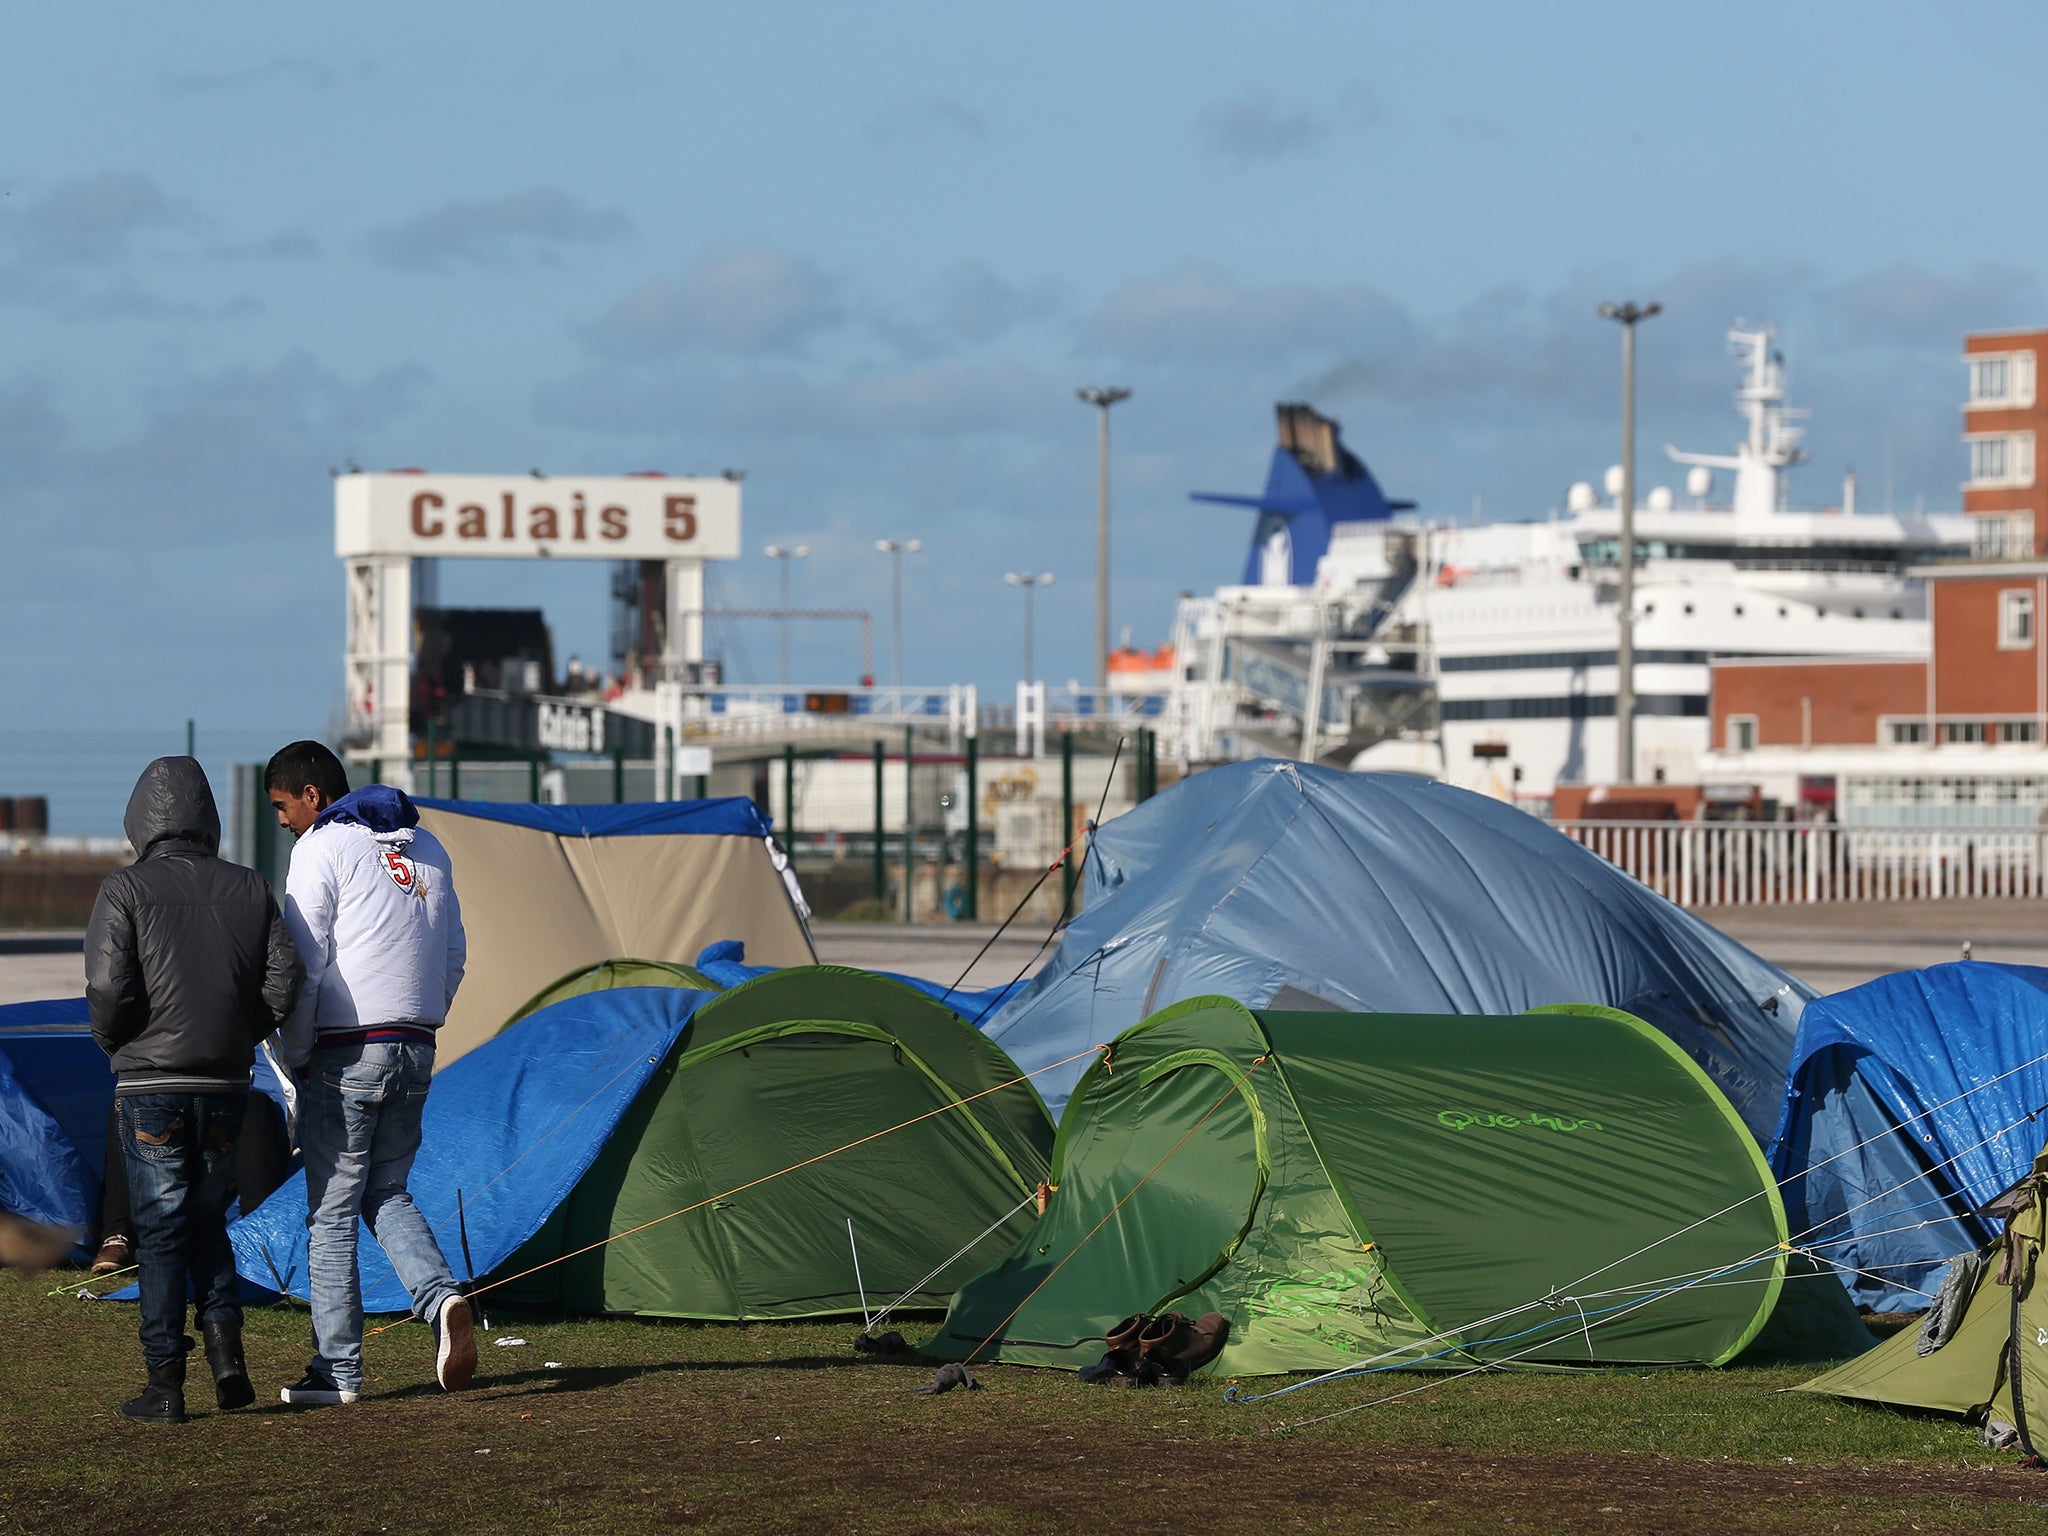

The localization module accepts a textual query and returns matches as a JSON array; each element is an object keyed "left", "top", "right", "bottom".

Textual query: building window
[
  {"left": 1886, "top": 719, "right": 1930, "bottom": 744},
  {"left": 1941, "top": 721, "right": 1987, "bottom": 744},
  {"left": 1974, "top": 511, "right": 2036, "bottom": 560},
  {"left": 2003, "top": 721, "right": 2040, "bottom": 744},
  {"left": 1971, "top": 350, "right": 2037, "bottom": 408},
  {"left": 1969, "top": 432, "right": 2036, "bottom": 488},
  {"left": 1727, "top": 715, "right": 1758, "bottom": 751},
  {"left": 2000, "top": 589, "right": 2035, "bottom": 649}
]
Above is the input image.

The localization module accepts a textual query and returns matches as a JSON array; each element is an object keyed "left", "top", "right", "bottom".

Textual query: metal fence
[{"left": 1556, "top": 820, "right": 2048, "bottom": 907}]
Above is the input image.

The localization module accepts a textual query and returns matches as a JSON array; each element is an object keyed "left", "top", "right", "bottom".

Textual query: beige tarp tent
[{"left": 417, "top": 798, "right": 814, "bottom": 1065}]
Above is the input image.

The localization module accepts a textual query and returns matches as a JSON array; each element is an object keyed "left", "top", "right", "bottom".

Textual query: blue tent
[
  {"left": 983, "top": 763, "right": 1811, "bottom": 1128},
  {"left": 691, "top": 942, "right": 1027, "bottom": 1027},
  {"left": 1769, "top": 962, "right": 2048, "bottom": 1312},
  {"left": 232, "top": 986, "right": 705, "bottom": 1310},
  {"left": 0, "top": 999, "right": 102, "bottom": 1241},
  {"left": 2, "top": 996, "right": 297, "bottom": 1258}
]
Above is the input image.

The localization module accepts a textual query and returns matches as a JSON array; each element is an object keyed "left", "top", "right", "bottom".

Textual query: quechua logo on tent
[{"left": 1434, "top": 1110, "right": 1605, "bottom": 1133}]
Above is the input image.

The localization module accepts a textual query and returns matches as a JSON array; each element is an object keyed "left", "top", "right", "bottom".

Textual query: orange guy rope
[{"left": 366, "top": 1041, "right": 1108, "bottom": 1338}]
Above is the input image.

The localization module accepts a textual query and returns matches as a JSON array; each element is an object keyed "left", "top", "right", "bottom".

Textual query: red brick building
[{"left": 1698, "top": 330, "right": 2048, "bottom": 820}]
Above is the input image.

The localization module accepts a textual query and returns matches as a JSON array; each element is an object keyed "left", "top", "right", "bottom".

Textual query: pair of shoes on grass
[
  {"left": 277, "top": 1293, "right": 477, "bottom": 1407},
  {"left": 1081, "top": 1310, "right": 1231, "bottom": 1386},
  {"left": 121, "top": 1322, "right": 256, "bottom": 1424}
]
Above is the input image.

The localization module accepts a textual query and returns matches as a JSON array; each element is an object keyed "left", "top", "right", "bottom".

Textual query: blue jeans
[
  {"left": 117, "top": 1092, "right": 246, "bottom": 1370},
  {"left": 301, "top": 1040, "right": 459, "bottom": 1392}
]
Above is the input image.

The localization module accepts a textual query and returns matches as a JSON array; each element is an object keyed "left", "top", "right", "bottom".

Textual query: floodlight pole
[
  {"left": 764, "top": 542, "right": 811, "bottom": 685},
  {"left": 875, "top": 538, "right": 923, "bottom": 690},
  {"left": 1078, "top": 387, "right": 1130, "bottom": 689},
  {"left": 1598, "top": 300, "right": 1660, "bottom": 784},
  {"left": 1004, "top": 571, "right": 1055, "bottom": 684}
]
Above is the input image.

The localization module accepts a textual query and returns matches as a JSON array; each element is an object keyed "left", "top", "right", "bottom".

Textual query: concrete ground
[{"left": 5, "top": 900, "right": 2045, "bottom": 1008}]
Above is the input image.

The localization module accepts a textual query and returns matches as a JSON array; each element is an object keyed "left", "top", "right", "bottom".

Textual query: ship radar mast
[{"left": 1665, "top": 324, "right": 1808, "bottom": 521}]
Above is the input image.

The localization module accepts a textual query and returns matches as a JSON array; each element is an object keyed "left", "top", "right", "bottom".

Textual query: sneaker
[
  {"left": 434, "top": 1294, "right": 476, "bottom": 1392},
  {"left": 90, "top": 1234, "right": 132, "bottom": 1276},
  {"left": 278, "top": 1371, "right": 359, "bottom": 1407}
]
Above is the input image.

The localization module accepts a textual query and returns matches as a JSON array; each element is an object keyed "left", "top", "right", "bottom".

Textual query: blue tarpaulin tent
[
  {"left": 1769, "top": 962, "right": 2048, "bottom": 1312},
  {"left": 232, "top": 986, "right": 705, "bottom": 1310},
  {"left": 983, "top": 763, "right": 1812, "bottom": 1127},
  {"left": 0, "top": 999, "right": 100, "bottom": 1240},
  {"left": 1, "top": 996, "right": 294, "bottom": 1257}
]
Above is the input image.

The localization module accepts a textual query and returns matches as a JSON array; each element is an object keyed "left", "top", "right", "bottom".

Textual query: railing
[
  {"left": 666, "top": 684, "right": 980, "bottom": 749},
  {"left": 1556, "top": 819, "right": 2048, "bottom": 906}
]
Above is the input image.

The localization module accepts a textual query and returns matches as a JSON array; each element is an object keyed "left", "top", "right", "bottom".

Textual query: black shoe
[
  {"left": 121, "top": 1357, "right": 188, "bottom": 1424},
  {"left": 201, "top": 1317, "right": 254, "bottom": 1411},
  {"left": 278, "top": 1369, "right": 359, "bottom": 1407}
]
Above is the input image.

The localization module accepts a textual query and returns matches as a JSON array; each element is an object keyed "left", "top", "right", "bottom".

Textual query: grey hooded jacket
[{"left": 86, "top": 756, "right": 304, "bottom": 1094}]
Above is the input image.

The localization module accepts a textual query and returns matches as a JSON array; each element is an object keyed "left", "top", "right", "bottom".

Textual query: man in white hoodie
[{"left": 265, "top": 740, "right": 475, "bottom": 1406}]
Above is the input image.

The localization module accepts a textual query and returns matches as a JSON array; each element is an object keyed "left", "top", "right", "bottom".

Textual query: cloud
[
  {"left": 368, "top": 187, "right": 632, "bottom": 272},
  {"left": 865, "top": 96, "right": 988, "bottom": 145},
  {"left": 1817, "top": 262, "right": 2039, "bottom": 351},
  {"left": 0, "top": 377, "right": 65, "bottom": 478},
  {"left": 1444, "top": 113, "right": 1512, "bottom": 145},
  {"left": 211, "top": 228, "right": 322, "bottom": 263},
  {"left": 1196, "top": 93, "right": 1329, "bottom": 168},
  {"left": 0, "top": 173, "right": 183, "bottom": 265},
  {"left": 580, "top": 245, "right": 841, "bottom": 359},
  {"left": 1089, "top": 265, "right": 1417, "bottom": 367},
  {"left": 157, "top": 56, "right": 362, "bottom": 95}
]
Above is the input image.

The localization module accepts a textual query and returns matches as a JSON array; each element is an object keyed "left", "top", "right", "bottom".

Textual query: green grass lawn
[{"left": 0, "top": 1268, "right": 2039, "bottom": 1535}]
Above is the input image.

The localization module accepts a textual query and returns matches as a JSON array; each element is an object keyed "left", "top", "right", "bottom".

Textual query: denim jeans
[
  {"left": 117, "top": 1092, "right": 246, "bottom": 1370},
  {"left": 301, "top": 1040, "right": 459, "bottom": 1392}
]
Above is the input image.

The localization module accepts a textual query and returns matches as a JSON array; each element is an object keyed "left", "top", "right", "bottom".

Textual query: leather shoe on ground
[{"left": 90, "top": 1234, "right": 132, "bottom": 1276}]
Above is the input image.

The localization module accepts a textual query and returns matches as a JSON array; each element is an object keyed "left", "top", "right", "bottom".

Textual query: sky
[{"left": 3, "top": 1, "right": 2042, "bottom": 828}]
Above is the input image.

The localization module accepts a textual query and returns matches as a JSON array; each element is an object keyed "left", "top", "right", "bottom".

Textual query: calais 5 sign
[{"left": 335, "top": 472, "right": 741, "bottom": 561}]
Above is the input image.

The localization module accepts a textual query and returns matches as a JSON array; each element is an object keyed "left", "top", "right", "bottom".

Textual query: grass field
[{"left": 1, "top": 1269, "right": 2041, "bottom": 1535}]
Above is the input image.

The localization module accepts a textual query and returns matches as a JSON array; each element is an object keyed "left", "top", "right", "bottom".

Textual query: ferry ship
[{"left": 1158, "top": 325, "right": 1971, "bottom": 802}]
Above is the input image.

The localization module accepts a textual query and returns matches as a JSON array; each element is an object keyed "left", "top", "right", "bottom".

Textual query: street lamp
[
  {"left": 1597, "top": 300, "right": 1660, "bottom": 784},
  {"left": 763, "top": 542, "right": 810, "bottom": 685},
  {"left": 1003, "top": 571, "right": 1055, "bottom": 683},
  {"left": 875, "top": 537, "right": 923, "bottom": 690},
  {"left": 1077, "top": 386, "right": 1131, "bottom": 689}
]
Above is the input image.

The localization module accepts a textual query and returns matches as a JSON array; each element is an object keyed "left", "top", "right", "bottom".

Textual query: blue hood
[{"left": 315, "top": 785, "right": 420, "bottom": 835}]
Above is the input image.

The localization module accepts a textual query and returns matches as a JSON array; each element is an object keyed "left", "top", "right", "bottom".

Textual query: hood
[
  {"left": 314, "top": 784, "right": 420, "bottom": 838},
  {"left": 123, "top": 756, "right": 221, "bottom": 857}
]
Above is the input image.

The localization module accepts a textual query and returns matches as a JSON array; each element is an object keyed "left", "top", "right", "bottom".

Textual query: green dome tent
[
  {"left": 491, "top": 967, "right": 1055, "bottom": 1320},
  {"left": 502, "top": 957, "right": 719, "bottom": 1031},
  {"left": 1797, "top": 1143, "right": 2048, "bottom": 1449},
  {"left": 928, "top": 997, "right": 1789, "bottom": 1377}
]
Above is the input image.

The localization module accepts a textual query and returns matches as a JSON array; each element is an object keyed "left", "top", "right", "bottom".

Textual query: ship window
[
  {"left": 1683, "top": 603, "right": 1694, "bottom": 616},
  {"left": 1999, "top": 590, "right": 2035, "bottom": 649},
  {"left": 1733, "top": 605, "right": 1744, "bottom": 617},
  {"left": 1778, "top": 607, "right": 1788, "bottom": 618}
]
